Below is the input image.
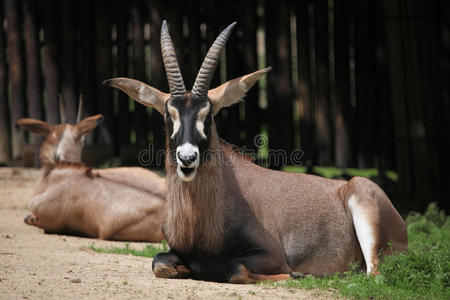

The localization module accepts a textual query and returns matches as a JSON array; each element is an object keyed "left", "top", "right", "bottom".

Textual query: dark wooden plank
[
  {"left": 265, "top": 0, "right": 295, "bottom": 169},
  {"left": 95, "top": 0, "right": 114, "bottom": 146},
  {"left": 149, "top": 0, "right": 167, "bottom": 168},
  {"left": 296, "top": 0, "right": 315, "bottom": 168},
  {"left": 130, "top": 0, "right": 148, "bottom": 147},
  {"left": 78, "top": 0, "right": 96, "bottom": 123},
  {"left": 5, "top": 0, "right": 25, "bottom": 159},
  {"left": 333, "top": 0, "right": 355, "bottom": 167},
  {"left": 115, "top": 0, "right": 130, "bottom": 149},
  {"left": 313, "top": 0, "right": 333, "bottom": 166},
  {"left": 61, "top": 0, "right": 78, "bottom": 124},
  {"left": 41, "top": 0, "right": 60, "bottom": 125},
  {"left": 354, "top": 0, "right": 377, "bottom": 168},
  {"left": 0, "top": 2, "right": 11, "bottom": 161},
  {"left": 23, "top": 0, "right": 43, "bottom": 128},
  {"left": 241, "top": 0, "right": 260, "bottom": 151}
]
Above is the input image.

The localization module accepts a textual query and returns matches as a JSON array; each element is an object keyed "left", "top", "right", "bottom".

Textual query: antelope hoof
[
  {"left": 289, "top": 272, "right": 306, "bottom": 279},
  {"left": 153, "top": 262, "right": 178, "bottom": 278},
  {"left": 24, "top": 214, "right": 38, "bottom": 226}
]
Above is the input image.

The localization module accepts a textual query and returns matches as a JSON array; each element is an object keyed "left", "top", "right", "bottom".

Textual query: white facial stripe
[
  {"left": 167, "top": 102, "right": 181, "bottom": 139},
  {"left": 56, "top": 127, "right": 81, "bottom": 162},
  {"left": 196, "top": 102, "right": 210, "bottom": 139}
]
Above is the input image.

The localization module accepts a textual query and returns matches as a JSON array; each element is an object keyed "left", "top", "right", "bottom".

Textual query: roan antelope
[
  {"left": 104, "top": 21, "right": 407, "bottom": 283},
  {"left": 17, "top": 98, "right": 166, "bottom": 242}
]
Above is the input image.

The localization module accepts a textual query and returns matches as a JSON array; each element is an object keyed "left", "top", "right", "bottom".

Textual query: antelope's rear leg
[
  {"left": 152, "top": 252, "right": 192, "bottom": 279},
  {"left": 228, "top": 265, "right": 305, "bottom": 284},
  {"left": 24, "top": 214, "right": 40, "bottom": 227}
]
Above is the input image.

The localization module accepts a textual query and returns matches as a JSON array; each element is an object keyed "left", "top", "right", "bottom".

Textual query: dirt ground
[{"left": 0, "top": 167, "right": 337, "bottom": 299}]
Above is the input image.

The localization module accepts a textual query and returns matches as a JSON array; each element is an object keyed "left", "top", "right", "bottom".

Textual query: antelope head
[
  {"left": 17, "top": 96, "right": 103, "bottom": 166},
  {"left": 104, "top": 21, "right": 270, "bottom": 181}
]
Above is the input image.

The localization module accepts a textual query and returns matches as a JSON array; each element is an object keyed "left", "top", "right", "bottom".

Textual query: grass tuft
[{"left": 88, "top": 241, "right": 169, "bottom": 258}]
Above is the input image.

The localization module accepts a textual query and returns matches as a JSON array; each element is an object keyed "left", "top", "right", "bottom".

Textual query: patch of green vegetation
[
  {"left": 283, "top": 165, "right": 398, "bottom": 181},
  {"left": 98, "top": 157, "right": 121, "bottom": 169},
  {"left": 263, "top": 203, "right": 450, "bottom": 299},
  {"left": 88, "top": 241, "right": 169, "bottom": 258}
]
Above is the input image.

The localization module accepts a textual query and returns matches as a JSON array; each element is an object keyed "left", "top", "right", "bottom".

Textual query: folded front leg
[{"left": 226, "top": 252, "right": 295, "bottom": 284}]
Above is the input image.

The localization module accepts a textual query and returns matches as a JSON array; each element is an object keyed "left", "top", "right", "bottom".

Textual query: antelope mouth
[{"left": 177, "top": 165, "right": 197, "bottom": 182}]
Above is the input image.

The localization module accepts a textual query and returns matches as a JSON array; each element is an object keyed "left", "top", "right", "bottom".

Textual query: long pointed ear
[
  {"left": 103, "top": 78, "right": 169, "bottom": 115},
  {"left": 208, "top": 67, "right": 271, "bottom": 115},
  {"left": 16, "top": 118, "right": 54, "bottom": 136},
  {"left": 76, "top": 114, "right": 104, "bottom": 136}
]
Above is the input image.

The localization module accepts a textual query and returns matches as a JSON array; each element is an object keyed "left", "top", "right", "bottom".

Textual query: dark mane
[{"left": 54, "top": 160, "right": 98, "bottom": 178}]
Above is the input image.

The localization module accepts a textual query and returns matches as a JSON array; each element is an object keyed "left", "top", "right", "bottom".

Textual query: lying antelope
[
  {"left": 105, "top": 21, "right": 407, "bottom": 283},
  {"left": 17, "top": 103, "right": 166, "bottom": 242}
]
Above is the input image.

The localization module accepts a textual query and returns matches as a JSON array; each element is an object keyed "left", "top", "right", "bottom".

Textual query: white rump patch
[{"left": 348, "top": 194, "right": 376, "bottom": 274}]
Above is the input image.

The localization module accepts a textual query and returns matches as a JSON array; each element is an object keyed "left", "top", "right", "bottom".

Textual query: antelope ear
[
  {"left": 16, "top": 118, "right": 54, "bottom": 136},
  {"left": 208, "top": 67, "right": 271, "bottom": 115},
  {"left": 76, "top": 114, "right": 104, "bottom": 136},
  {"left": 103, "top": 77, "right": 169, "bottom": 115}
]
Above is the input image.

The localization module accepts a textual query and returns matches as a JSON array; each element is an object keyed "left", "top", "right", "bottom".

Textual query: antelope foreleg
[{"left": 152, "top": 251, "right": 192, "bottom": 279}]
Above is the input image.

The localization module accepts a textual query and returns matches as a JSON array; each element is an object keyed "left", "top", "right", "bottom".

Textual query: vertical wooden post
[
  {"left": 95, "top": 0, "right": 114, "bottom": 146},
  {"left": 130, "top": 0, "right": 148, "bottom": 147},
  {"left": 5, "top": 0, "right": 25, "bottom": 159},
  {"left": 333, "top": 0, "right": 355, "bottom": 167},
  {"left": 313, "top": 0, "right": 333, "bottom": 166},
  {"left": 265, "top": 0, "right": 295, "bottom": 169},
  {"left": 60, "top": 0, "right": 78, "bottom": 124},
  {"left": 354, "top": 0, "right": 377, "bottom": 168},
  {"left": 78, "top": 0, "right": 96, "bottom": 124},
  {"left": 149, "top": 0, "right": 166, "bottom": 167},
  {"left": 41, "top": 0, "right": 60, "bottom": 125},
  {"left": 185, "top": 0, "right": 201, "bottom": 88},
  {"left": 23, "top": 0, "right": 43, "bottom": 130},
  {"left": 223, "top": 0, "right": 243, "bottom": 145},
  {"left": 116, "top": 0, "right": 130, "bottom": 149},
  {"left": 241, "top": 0, "right": 260, "bottom": 150},
  {"left": 0, "top": 3, "right": 11, "bottom": 161},
  {"left": 296, "top": 0, "right": 315, "bottom": 167}
]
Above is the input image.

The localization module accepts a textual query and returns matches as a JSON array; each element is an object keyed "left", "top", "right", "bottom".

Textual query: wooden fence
[{"left": 0, "top": 0, "right": 448, "bottom": 212}]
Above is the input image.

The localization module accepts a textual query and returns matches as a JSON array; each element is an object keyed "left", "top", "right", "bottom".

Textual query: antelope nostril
[{"left": 178, "top": 152, "right": 198, "bottom": 166}]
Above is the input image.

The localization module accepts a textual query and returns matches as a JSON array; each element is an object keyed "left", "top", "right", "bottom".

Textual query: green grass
[
  {"left": 283, "top": 165, "right": 398, "bottom": 181},
  {"left": 263, "top": 203, "right": 450, "bottom": 299},
  {"left": 88, "top": 241, "right": 169, "bottom": 258}
]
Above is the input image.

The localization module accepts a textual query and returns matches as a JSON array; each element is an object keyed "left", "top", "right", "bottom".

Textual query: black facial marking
[{"left": 164, "top": 95, "right": 213, "bottom": 163}]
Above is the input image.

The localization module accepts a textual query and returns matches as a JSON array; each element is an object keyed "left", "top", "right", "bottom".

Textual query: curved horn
[
  {"left": 59, "top": 94, "right": 66, "bottom": 124},
  {"left": 76, "top": 94, "right": 83, "bottom": 123},
  {"left": 160, "top": 20, "right": 186, "bottom": 96},
  {"left": 192, "top": 22, "right": 237, "bottom": 99}
]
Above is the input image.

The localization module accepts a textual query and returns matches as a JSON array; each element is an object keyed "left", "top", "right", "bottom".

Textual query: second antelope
[
  {"left": 17, "top": 98, "right": 166, "bottom": 242},
  {"left": 105, "top": 21, "right": 407, "bottom": 283}
]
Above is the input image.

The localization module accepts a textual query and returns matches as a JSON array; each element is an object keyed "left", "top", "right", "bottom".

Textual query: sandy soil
[{"left": 0, "top": 167, "right": 337, "bottom": 299}]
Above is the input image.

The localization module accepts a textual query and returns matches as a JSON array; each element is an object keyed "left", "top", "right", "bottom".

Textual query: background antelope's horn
[
  {"left": 192, "top": 22, "right": 237, "bottom": 99},
  {"left": 161, "top": 20, "right": 186, "bottom": 96},
  {"left": 59, "top": 94, "right": 66, "bottom": 124},
  {"left": 76, "top": 94, "right": 83, "bottom": 123}
]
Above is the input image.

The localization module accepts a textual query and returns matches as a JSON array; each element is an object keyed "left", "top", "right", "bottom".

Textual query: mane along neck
[{"left": 163, "top": 123, "right": 226, "bottom": 254}]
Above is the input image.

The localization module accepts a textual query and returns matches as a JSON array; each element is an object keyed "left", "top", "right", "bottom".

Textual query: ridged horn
[
  {"left": 59, "top": 94, "right": 66, "bottom": 124},
  {"left": 192, "top": 22, "right": 237, "bottom": 99},
  {"left": 160, "top": 20, "right": 186, "bottom": 96},
  {"left": 76, "top": 94, "right": 83, "bottom": 123}
]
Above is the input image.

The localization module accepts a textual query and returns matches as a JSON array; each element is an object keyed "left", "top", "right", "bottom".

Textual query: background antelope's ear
[
  {"left": 103, "top": 77, "right": 169, "bottom": 115},
  {"left": 16, "top": 118, "right": 54, "bottom": 136},
  {"left": 76, "top": 114, "right": 104, "bottom": 136},
  {"left": 208, "top": 67, "right": 271, "bottom": 115}
]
